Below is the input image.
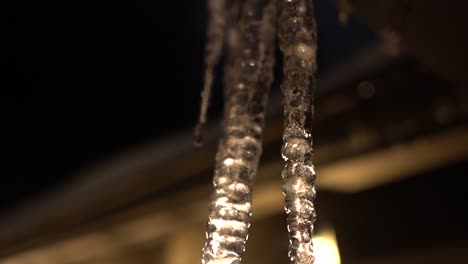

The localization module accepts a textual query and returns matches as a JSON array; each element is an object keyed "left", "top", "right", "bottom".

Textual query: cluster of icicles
[{"left": 195, "top": 0, "right": 318, "bottom": 263}]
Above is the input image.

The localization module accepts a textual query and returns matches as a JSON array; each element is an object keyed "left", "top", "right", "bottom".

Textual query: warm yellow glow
[{"left": 314, "top": 228, "right": 341, "bottom": 264}]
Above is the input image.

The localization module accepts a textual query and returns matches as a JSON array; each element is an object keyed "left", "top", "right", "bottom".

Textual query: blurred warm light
[{"left": 314, "top": 228, "right": 341, "bottom": 264}]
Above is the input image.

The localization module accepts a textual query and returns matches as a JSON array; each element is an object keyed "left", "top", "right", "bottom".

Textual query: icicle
[
  {"left": 194, "top": 0, "right": 227, "bottom": 147},
  {"left": 278, "top": 0, "right": 318, "bottom": 264},
  {"left": 202, "top": 1, "right": 277, "bottom": 263}
]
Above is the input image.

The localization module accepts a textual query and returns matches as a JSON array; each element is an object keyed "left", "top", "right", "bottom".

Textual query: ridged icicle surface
[
  {"left": 278, "top": 0, "right": 318, "bottom": 263},
  {"left": 201, "top": 1, "right": 277, "bottom": 264}
]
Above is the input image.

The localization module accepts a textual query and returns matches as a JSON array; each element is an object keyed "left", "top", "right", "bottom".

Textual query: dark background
[
  {"left": 1, "top": 0, "right": 376, "bottom": 211},
  {"left": 1, "top": 0, "right": 468, "bottom": 263}
]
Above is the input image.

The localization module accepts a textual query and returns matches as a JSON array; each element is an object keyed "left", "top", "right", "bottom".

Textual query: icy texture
[
  {"left": 278, "top": 0, "right": 318, "bottom": 263},
  {"left": 194, "top": 0, "right": 227, "bottom": 146},
  {"left": 202, "top": 1, "right": 277, "bottom": 264}
]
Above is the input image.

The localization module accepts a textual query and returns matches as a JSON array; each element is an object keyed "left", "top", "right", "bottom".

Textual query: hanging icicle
[
  {"left": 194, "top": 0, "right": 227, "bottom": 146},
  {"left": 201, "top": 1, "right": 277, "bottom": 264},
  {"left": 198, "top": 0, "right": 318, "bottom": 263},
  {"left": 278, "top": 0, "right": 318, "bottom": 263}
]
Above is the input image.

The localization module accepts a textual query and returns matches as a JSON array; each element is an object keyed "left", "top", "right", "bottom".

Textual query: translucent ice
[
  {"left": 200, "top": 0, "right": 318, "bottom": 263},
  {"left": 278, "top": 0, "right": 318, "bottom": 263},
  {"left": 194, "top": 0, "right": 227, "bottom": 146},
  {"left": 202, "top": 1, "right": 277, "bottom": 264}
]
